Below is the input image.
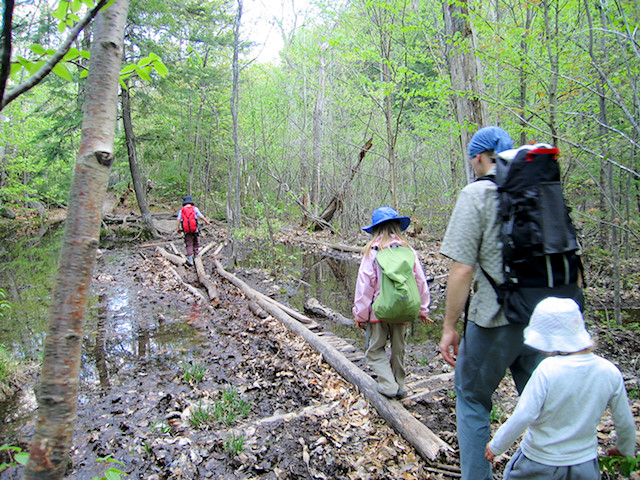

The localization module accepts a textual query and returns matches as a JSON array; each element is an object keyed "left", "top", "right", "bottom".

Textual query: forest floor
[{"left": 2, "top": 218, "right": 640, "bottom": 480}]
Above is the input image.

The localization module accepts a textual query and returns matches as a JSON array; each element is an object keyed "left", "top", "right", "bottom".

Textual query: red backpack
[{"left": 181, "top": 205, "right": 198, "bottom": 233}]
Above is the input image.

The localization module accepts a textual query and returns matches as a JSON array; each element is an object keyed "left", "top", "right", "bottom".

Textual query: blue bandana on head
[{"left": 467, "top": 126, "right": 514, "bottom": 159}]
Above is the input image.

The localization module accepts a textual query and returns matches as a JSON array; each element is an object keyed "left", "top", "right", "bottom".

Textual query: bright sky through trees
[{"left": 244, "top": 0, "right": 315, "bottom": 63}]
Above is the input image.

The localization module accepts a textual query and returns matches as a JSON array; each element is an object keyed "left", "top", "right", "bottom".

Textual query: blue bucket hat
[
  {"left": 362, "top": 206, "right": 410, "bottom": 234},
  {"left": 183, "top": 196, "right": 194, "bottom": 205},
  {"left": 467, "top": 126, "right": 514, "bottom": 159}
]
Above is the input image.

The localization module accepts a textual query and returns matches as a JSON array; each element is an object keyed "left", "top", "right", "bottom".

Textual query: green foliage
[
  {"left": 0, "top": 289, "right": 11, "bottom": 319},
  {"left": 150, "top": 421, "right": 171, "bottom": 435},
  {"left": 599, "top": 454, "right": 640, "bottom": 477},
  {"left": 213, "top": 387, "right": 250, "bottom": 426},
  {"left": 91, "top": 455, "right": 128, "bottom": 480},
  {"left": 490, "top": 403, "right": 507, "bottom": 424},
  {"left": 0, "top": 444, "right": 29, "bottom": 471},
  {"left": 182, "top": 361, "right": 205, "bottom": 383},
  {"left": 190, "top": 401, "right": 213, "bottom": 428},
  {"left": 223, "top": 434, "right": 245, "bottom": 455},
  {"left": 0, "top": 345, "right": 19, "bottom": 384}
]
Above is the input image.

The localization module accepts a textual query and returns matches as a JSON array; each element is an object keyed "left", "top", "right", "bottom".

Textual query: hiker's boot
[{"left": 187, "top": 255, "right": 194, "bottom": 266}]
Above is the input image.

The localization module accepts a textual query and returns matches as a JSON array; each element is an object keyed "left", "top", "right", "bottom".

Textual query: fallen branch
[
  {"left": 168, "top": 267, "right": 207, "bottom": 303},
  {"left": 296, "top": 238, "right": 363, "bottom": 254},
  {"left": 214, "top": 260, "right": 452, "bottom": 461},
  {"left": 304, "top": 297, "right": 353, "bottom": 325},
  {"left": 199, "top": 242, "right": 216, "bottom": 257}
]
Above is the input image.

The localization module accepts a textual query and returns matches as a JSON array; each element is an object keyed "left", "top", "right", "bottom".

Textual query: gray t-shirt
[{"left": 440, "top": 173, "right": 507, "bottom": 328}]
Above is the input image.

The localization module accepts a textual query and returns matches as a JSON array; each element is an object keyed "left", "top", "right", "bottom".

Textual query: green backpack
[{"left": 372, "top": 246, "right": 421, "bottom": 323}]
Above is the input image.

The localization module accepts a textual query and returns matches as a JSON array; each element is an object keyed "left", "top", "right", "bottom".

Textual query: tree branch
[
  {"left": 1, "top": 0, "right": 109, "bottom": 111},
  {"left": 0, "top": 0, "right": 14, "bottom": 105}
]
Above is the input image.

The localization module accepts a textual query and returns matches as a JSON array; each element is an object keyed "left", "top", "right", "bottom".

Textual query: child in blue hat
[{"left": 353, "top": 206, "right": 432, "bottom": 399}]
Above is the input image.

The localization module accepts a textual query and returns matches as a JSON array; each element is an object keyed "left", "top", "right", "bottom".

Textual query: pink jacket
[{"left": 352, "top": 237, "right": 430, "bottom": 323}]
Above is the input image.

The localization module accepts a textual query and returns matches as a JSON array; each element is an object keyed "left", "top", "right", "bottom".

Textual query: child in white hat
[{"left": 485, "top": 297, "right": 636, "bottom": 479}]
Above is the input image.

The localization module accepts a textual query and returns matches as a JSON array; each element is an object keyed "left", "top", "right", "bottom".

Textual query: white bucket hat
[{"left": 524, "top": 297, "right": 593, "bottom": 353}]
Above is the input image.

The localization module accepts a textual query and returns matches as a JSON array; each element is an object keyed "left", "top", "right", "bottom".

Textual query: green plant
[
  {"left": 490, "top": 403, "right": 506, "bottom": 423},
  {"left": 191, "top": 401, "right": 213, "bottom": 427},
  {"left": 90, "top": 455, "right": 128, "bottom": 480},
  {"left": 447, "top": 389, "right": 456, "bottom": 399},
  {"left": 182, "top": 362, "right": 205, "bottom": 383},
  {"left": 599, "top": 454, "right": 640, "bottom": 476},
  {"left": 213, "top": 387, "right": 250, "bottom": 425},
  {"left": 0, "top": 444, "right": 29, "bottom": 471},
  {"left": 223, "top": 434, "right": 245, "bottom": 455},
  {"left": 416, "top": 355, "right": 428, "bottom": 366},
  {"left": 150, "top": 421, "right": 171, "bottom": 435},
  {"left": 0, "top": 289, "right": 11, "bottom": 319},
  {"left": 0, "top": 346, "right": 19, "bottom": 384}
]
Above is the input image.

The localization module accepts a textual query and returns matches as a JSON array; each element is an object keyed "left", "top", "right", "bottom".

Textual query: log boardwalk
[{"left": 150, "top": 241, "right": 460, "bottom": 475}]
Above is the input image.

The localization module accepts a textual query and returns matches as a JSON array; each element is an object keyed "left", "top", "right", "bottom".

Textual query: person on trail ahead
[
  {"left": 176, "top": 195, "right": 210, "bottom": 266},
  {"left": 353, "top": 206, "right": 432, "bottom": 399},
  {"left": 485, "top": 297, "right": 636, "bottom": 480},
  {"left": 438, "top": 126, "right": 544, "bottom": 480}
]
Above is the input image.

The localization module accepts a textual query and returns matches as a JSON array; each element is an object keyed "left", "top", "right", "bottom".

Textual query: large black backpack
[{"left": 482, "top": 144, "right": 584, "bottom": 324}]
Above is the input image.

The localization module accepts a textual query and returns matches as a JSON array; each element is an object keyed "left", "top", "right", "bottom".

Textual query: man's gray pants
[{"left": 455, "top": 321, "right": 544, "bottom": 480}]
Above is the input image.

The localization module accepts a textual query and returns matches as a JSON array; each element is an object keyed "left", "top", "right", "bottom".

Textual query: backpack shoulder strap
[{"left": 476, "top": 174, "right": 497, "bottom": 184}]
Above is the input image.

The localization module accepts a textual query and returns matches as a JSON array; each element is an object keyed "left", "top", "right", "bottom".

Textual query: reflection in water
[{"left": 94, "top": 306, "right": 110, "bottom": 388}]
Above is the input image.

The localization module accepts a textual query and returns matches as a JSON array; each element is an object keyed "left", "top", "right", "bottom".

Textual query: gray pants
[
  {"left": 455, "top": 321, "right": 544, "bottom": 480},
  {"left": 366, "top": 322, "right": 408, "bottom": 397},
  {"left": 504, "top": 448, "right": 600, "bottom": 480}
]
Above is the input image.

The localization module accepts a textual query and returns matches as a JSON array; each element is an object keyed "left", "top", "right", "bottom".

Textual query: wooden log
[
  {"left": 168, "top": 267, "right": 207, "bottom": 303},
  {"left": 199, "top": 242, "right": 216, "bottom": 257},
  {"left": 296, "top": 238, "right": 364, "bottom": 254},
  {"left": 213, "top": 260, "right": 452, "bottom": 461},
  {"left": 194, "top": 256, "right": 219, "bottom": 304},
  {"left": 253, "top": 291, "right": 316, "bottom": 325},
  {"left": 156, "top": 246, "right": 186, "bottom": 266},
  {"left": 304, "top": 297, "right": 353, "bottom": 325}
]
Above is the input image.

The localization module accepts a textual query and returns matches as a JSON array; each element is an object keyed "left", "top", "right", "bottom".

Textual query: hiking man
[
  {"left": 176, "top": 195, "right": 211, "bottom": 266},
  {"left": 438, "top": 126, "right": 544, "bottom": 480}
]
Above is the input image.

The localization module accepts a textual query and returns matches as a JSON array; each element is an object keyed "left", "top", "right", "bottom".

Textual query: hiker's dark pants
[
  {"left": 184, "top": 232, "right": 200, "bottom": 256},
  {"left": 455, "top": 321, "right": 544, "bottom": 480}
]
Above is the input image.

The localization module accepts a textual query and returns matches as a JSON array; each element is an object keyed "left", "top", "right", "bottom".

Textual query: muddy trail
[{"left": 2, "top": 224, "right": 640, "bottom": 480}]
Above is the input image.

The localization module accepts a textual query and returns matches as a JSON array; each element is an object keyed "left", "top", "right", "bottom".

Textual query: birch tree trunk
[
  {"left": 22, "top": 1, "right": 129, "bottom": 478},
  {"left": 442, "top": 0, "right": 488, "bottom": 183},
  {"left": 121, "top": 80, "right": 157, "bottom": 236}
]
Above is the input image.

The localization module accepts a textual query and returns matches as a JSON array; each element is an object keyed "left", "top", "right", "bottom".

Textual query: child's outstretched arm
[{"left": 608, "top": 373, "right": 637, "bottom": 458}]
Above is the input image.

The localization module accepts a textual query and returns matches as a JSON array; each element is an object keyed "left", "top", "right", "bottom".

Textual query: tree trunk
[
  {"left": 442, "top": 0, "right": 488, "bottom": 183},
  {"left": 121, "top": 80, "right": 157, "bottom": 236},
  {"left": 382, "top": 47, "right": 399, "bottom": 210},
  {"left": 541, "top": 0, "right": 559, "bottom": 145},
  {"left": 22, "top": 1, "right": 129, "bottom": 478},
  {"left": 227, "top": 0, "right": 242, "bottom": 265},
  {"left": 312, "top": 42, "right": 327, "bottom": 212},
  {"left": 585, "top": 0, "right": 621, "bottom": 324},
  {"left": 518, "top": 8, "right": 535, "bottom": 145}
]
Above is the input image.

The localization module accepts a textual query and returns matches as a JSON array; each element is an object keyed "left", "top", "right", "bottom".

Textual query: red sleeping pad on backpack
[{"left": 181, "top": 205, "right": 198, "bottom": 233}]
